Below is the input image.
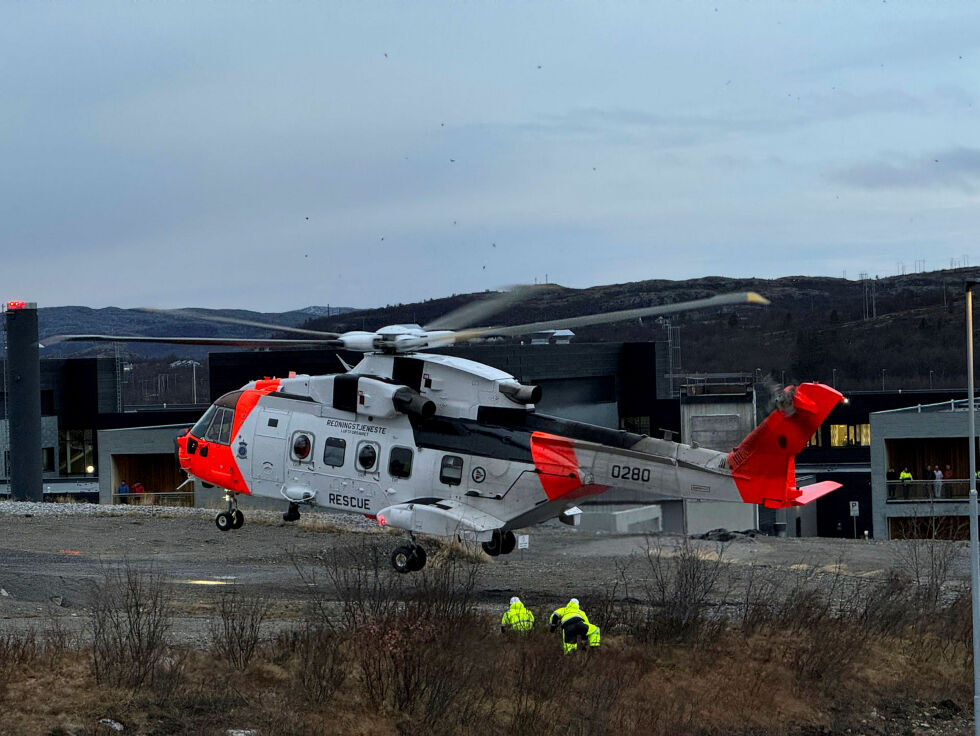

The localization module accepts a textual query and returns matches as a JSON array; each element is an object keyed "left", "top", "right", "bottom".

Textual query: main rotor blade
[
  {"left": 464, "top": 291, "right": 770, "bottom": 338},
  {"left": 43, "top": 334, "right": 344, "bottom": 348},
  {"left": 139, "top": 308, "right": 341, "bottom": 339},
  {"left": 423, "top": 284, "right": 551, "bottom": 331}
]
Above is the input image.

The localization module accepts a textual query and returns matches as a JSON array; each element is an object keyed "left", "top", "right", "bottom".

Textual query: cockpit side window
[{"left": 203, "top": 407, "right": 234, "bottom": 444}]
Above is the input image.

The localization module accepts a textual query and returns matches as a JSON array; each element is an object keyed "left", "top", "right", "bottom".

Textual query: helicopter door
[{"left": 251, "top": 409, "right": 290, "bottom": 496}]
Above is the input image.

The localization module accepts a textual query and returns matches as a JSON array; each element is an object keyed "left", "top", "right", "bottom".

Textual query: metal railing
[
  {"left": 112, "top": 491, "right": 195, "bottom": 507},
  {"left": 887, "top": 479, "right": 975, "bottom": 501}
]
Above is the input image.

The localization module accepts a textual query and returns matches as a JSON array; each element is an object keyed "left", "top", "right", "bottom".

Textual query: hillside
[
  {"left": 14, "top": 269, "right": 979, "bottom": 393},
  {"left": 302, "top": 269, "right": 980, "bottom": 392}
]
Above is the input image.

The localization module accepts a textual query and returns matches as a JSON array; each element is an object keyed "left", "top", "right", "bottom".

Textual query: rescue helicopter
[{"left": 52, "top": 287, "right": 845, "bottom": 573}]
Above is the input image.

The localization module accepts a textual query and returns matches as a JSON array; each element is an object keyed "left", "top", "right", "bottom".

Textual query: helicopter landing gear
[
  {"left": 482, "top": 530, "right": 517, "bottom": 557},
  {"left": 282, "top": 502, "right": 301, "bottom": 523},
  {"left": 215, "top": 495, "right": 245, "bottom": 532},
  {"left": 391, "top": 543, "right": 427, "bottom": 573}
]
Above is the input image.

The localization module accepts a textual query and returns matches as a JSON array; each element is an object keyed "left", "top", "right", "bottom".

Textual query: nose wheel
[
  {"left": 391, "top": 543, "right": 427, "bottom": 573},
  {"left": 215, "top": 495, "right": 245, "bottom": 532}
]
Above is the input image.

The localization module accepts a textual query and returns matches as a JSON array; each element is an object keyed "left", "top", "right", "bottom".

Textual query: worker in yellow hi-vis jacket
[
  {"left": 549, "top": 598, "right": 600, "bottom": 654},
  {"left": 501, "top": 596, "right": 535, "bottom": 632}
]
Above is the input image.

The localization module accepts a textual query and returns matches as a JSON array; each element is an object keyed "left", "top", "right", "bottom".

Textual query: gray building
[{"left": 870, "top": 398, "right": 976, "bottom": 539}]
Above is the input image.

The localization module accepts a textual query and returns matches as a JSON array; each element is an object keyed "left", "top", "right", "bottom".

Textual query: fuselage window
[
  {"left": 292, "top": 432, "right": 314, "bottom": 461},
  {"left": 204, "top": 407, "right": 234, "bottom": 445},
  {"left": 440, "top": 455, "right": 463, "bottom": 485},
  {"left": 323, "top": 437, "right": 346, "bottom": 467},
  {"left": 389, "top": 447, "right": 413, "bottom": 479},
  {"left": 357, "top": 442, "right": 378, "bottom": 472}
]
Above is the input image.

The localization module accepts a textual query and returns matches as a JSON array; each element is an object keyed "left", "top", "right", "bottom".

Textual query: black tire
[
  {"left": 482, "top": 531, "right": 502, "bottom": 557},
  {"left": 408, "top": 546, "right": 427, "bottom": 571},
  {"left": 215, "top": 512, "right": 232, "bottom": 532},
  {"left": 230, "top": 509, "right": 244, "bottom": 529},
  {"left": 392, "top": 545, "right": 414, "bottom": 573},
  {"left": 501, "top": 530, "right": 517, "bottom": 555}
]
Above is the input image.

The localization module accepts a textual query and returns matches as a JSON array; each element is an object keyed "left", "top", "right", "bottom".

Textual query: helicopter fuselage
[{"left": 176, "top": 352, "right": 845, "bottom": 565}]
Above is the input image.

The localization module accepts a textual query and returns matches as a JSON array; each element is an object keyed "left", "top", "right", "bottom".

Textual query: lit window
[
  {"left": 806, "top": 431, "right": 822, "bottom": 448},
  {"left": 857, "top": 424, "right": 871, "bottom": 446},
  {"left": 829, "top": 425, "right": 848, "bottom": 447}
]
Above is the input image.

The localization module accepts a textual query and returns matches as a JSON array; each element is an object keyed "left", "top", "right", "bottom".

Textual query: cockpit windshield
[
  {"left": 190, "top": 405, "right": 217, "bottom": 438},
  {"left": 189, "top": 391, "right": 243, "bottom": 445}
]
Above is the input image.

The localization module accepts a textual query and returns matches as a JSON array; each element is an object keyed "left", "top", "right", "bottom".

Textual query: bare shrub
[
  {"left": 581, "top": 557, "right": 641, "bottom": 635},
  {"left": 505, "top": 630, "right": 564, "bottom": 731},
  {"left": 207, "top": 590, "right": 271, "bottom": 671},
  {"left": 277, "top": 623, "right": 349, "bottom": 701},
  {"left": 89, "top": 564, "right": 175, "bottom": 689},
  {"left": 890, "top": 514, "right": 963, "bottom": 609},
  {"left": 299, "top": 542, "right": 406, "bottom": 631},
  {"left": 639, "top": 538, "right": 729, "bottom": 643},
  {"left": 783, "top": 619, "right": 870, "bottom": 686},
  {"left": 404, "top": 549, "right": 482, "bottom": 630}
]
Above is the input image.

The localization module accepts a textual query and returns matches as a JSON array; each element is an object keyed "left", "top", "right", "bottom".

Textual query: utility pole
[
  {"left": 3, "top": 301, "right": 42, "bottom": 502},
  {"left": 964, "top": 281, "right": 980, "bottom": 736}
]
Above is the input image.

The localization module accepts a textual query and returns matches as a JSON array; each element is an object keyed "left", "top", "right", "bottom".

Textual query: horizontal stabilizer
[{"left": 781, "top": 480, "right": 841, "bottom": 508}]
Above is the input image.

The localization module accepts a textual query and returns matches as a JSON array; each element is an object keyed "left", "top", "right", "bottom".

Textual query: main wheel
[
  {"left": 215, "top": 511, "right": 232, "bottom": 532},
  {"left": 283, "top": 503, "right": 300, "bottom": 522},
  {"left": 482, "top": 530, "right": 502, "bottom": 557},
  {"left": 501, "top": 530, "right": 517, "bottom": 555},
  {"left": 230, "top": 509, "right": 244, "bottom": 529},
  {"left": 408, "top": 546, "right": 427, "bottom": 571},
  {"left": 392, "top": 545, "right": 414, "bottom": 573}
]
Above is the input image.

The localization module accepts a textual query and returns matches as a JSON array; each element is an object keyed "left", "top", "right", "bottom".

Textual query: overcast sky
[{"left": 3, "top": 2, "right": 979, "bottom": 311}]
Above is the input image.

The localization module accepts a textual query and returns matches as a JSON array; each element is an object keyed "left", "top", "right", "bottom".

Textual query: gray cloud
[{"left": 830, "top": 147, "right": 980, "bottom": 191}]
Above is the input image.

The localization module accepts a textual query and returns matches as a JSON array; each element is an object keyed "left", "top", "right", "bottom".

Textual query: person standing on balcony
[{"left": 899, "top": 468, "right": 913, "bottom": 500}]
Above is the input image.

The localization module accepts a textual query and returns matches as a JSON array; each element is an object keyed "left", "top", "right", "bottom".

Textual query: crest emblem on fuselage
[{"left": 237, "top": 439, "right": 248, "bottom": 459}]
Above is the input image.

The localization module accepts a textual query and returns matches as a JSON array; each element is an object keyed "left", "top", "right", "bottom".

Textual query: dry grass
[{"left": 0, "top": 549, "right": 975, "bottom": 735}]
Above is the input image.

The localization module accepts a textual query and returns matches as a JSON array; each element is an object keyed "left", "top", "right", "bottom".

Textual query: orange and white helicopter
[{"left": 56, "top": 288, "right": 844, "bottom": 573}]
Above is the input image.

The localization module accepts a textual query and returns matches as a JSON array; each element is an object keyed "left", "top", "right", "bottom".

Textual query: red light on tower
[{"left": 7, "top": 301, "right": 27, "bottom": 310}]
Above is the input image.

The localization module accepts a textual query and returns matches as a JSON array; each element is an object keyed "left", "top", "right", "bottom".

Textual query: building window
[
  {"left": 41, "top": 447, "right": 54, "bottom": 473},
  {"left": 440, "top": 455, "right": 464, "bottom": 485},
  {"left": 621, "top": 416, "right": 651, "bottom": 435},
  {"left": 389, "top": 447, "right": 413, "bottom": 479},
  {"left": 40, "top": 390, "right": 54, "bottom": 415},
  {"left": 323, "top": 437, "right": 345, "bottom": 467},
  {"left": 829, "top": 424, "right": 871, "bottom": 447},
  {"left": 856, "top": 424, "right": 871, "bottom": 446},
  {"left": 806, "top": 431, "right": 822, "bottom": 448},
  {"left": 829, "top": 425, "right": 848, "bottom": 447},
  {"left": 58, "top": 429, "right": 95, "bottom": 475}
]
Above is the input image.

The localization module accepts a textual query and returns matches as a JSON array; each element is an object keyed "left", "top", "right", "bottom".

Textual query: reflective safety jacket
[
  {"left": 501, "top": 601, "right": 535, "bottom": 631},
  {"left": 551, "top": 601, "right": 591, "bottom": 632},
  {"left": 899, "top": 471, "right": 913, "bottom": 481}
]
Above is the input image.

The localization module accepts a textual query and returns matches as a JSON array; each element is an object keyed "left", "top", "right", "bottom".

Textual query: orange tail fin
[{"left": 727, "top": 383, "right": 845, "bottom": 508}]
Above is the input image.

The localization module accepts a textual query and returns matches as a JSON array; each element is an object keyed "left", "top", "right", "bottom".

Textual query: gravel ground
[
  {"left": 0, "top": 498, "right": 970, "bottom": 638},
  {"left": 1, "top": 500, "right": 978, "bottom": 734}
]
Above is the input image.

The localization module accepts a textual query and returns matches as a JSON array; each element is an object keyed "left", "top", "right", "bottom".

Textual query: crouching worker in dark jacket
[{"left": 549, "top": 598, "right": 601, "bottom": 654}]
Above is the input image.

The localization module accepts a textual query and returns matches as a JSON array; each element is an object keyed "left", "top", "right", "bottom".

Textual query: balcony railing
[{"left": 886, "top": 479, "right": 975, "bottom": 501}]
